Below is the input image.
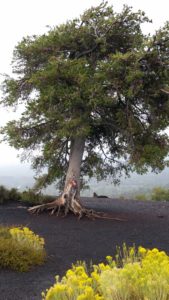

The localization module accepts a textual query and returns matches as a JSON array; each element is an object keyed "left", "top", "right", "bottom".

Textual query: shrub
[
  {"left": 0, "top": 184, "right": 55, "bottom": 205},
  {"left": 151, "top": 187, "right": 169, "bottom": 201},
  {"left": 20, "top": 189, "right": 55, "bottom": 205},
  {"left": 135, "top": 193, "right": 147, "bottom": 201},
  {"left": 8, "top": 188, "right": 21, "bottom": 202},
  {"left": 0, "top": 225, "right": 11, "bottom": 239},
  {"left": 20, "top": 189, "right": 46, "bottom": 205},
  {"left": 42, "top": 262, "right": 103, "bottom": 300},
  {"left": 0, "top": 226, "right": 46, "bottom": 272},
  {"left": 0, "top": 186, "right": 21, "bottom": 203},
  {"left": 0, "top": 185, "right": 10, "bottom": 204},
  {"left": 42, "top": 245, "right": 169, "bottom": 300}
]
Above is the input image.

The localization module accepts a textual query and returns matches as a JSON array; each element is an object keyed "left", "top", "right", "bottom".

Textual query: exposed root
[
  {"left": 28, "top": 179, "right": 126, "bottom": 221},
  {"left": 28, "top": 197, "right": 65, "bottom": 216},
  {"left": 28, "top": 179, "right": 75, "bottom": 216},
  {"left": 84, "top": 209, "right": 126, "bottom": 221},
  {"left": 28, "top": 199, "right": 126, "bottom": 221},
  {"left": 74, "top": 206, "right": 126, "bottom": 221}
]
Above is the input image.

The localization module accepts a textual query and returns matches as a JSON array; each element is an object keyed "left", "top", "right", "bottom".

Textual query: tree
[{"left": 1, "top": 2, "right": 169, "bottom": 218}]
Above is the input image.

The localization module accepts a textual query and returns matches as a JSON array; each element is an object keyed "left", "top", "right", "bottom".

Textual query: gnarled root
[
  {"left": 28, "top": 179, "right": 126, "bottom": 221},
  {"left": 28, "top": 196, "right": 65, "bottom": 216},
  {"left": 28, "top": 197, "right": 126, "bottom": 221}
]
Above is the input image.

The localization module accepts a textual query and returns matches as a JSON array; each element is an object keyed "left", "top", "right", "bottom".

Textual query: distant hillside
[
  {"left": 0, "top": 163, "right": 169, "bottom": 197},
  {"left": 0, "top": 164, "right": 35, "bottom": 190},
  {"left": 87, "top": 169, "right": 169, "bottom": 198}
]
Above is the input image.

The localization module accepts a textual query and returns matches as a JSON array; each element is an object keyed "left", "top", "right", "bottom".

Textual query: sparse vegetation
[
  {"left": 0, "top": 226, "right": 46, "bottom": 272},
  {"left": 134, "top": 186, "right": 169, "bottom": 202},
  {"left": 43, "top": 244, "right": 169, "bottom": 300},
  {"left": 1, "top": 184, "right": 169, "bottom": 206},
  {"left": 0, "top": 185, "right": 20, "bottom": 204},
  {"left": 0, "top": 185, "right": 55, "bottom": 205},
  {"left": 151, "top": 187, "right": 169, "bottom": 201},
  {"left": 20, "top": 189, "right": 55, "bottom": 205},
  {"left": 135, "top": 193, "right": 148, "bottom": 201}
]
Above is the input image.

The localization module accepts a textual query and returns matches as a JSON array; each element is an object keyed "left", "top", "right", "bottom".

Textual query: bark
[
  {"left": 64, "top": 137, "right": 85, "bottom": 196},
  {"left": 59, "top": 136, "right": 85, "bottom": 217}
]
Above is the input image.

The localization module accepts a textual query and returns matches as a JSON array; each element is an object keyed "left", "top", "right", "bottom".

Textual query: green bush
[
  {"left": 0, "top": 225, "right": 11, "bottom": 239},
  {"left": 135, "top": 193, "right": 147, "bottom": 201},
  {"left": 20, "top": 189, "right": 55, "bottom": 205},
  {"left": 42, "top": 245, "right": 169, "bottom": 300},
  {"left": 151, "top": 187, "right": 169, "bottom": 201},
  {"left": 20, "top": 189, "right": 46, "bottom": 205},
  {"left": 0, "top": 185, "right": 10, "bottom": 204},
  {"left": 0, "top": 185, "right": 55, "bottom": 205},
  {"left": 8, "top": 188, "right": 21, "bottom": 202},
  {"left": 0, "top": 186, "right": 21, "bottom": 203},
  {"left": 0, "top": 226, "right": 46, "bottom": 272}
]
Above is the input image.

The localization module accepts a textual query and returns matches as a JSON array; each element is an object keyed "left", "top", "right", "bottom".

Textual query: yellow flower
[
  {"left": 138, "top": 246, "right": 147, "bottom": 256},
  {"left": 151, "top": 248, "right": 159, "bottom": 254},
  {"left": 91, "top": 271, "right": 100, "bottom": 282},
  {"left": 98, "top": 263, "right": 111, "bottom": 271},
  {"left": 66, "top": 269, "right": 74, "bottom": 277},
  {"left": 106, "top": 255, "right": 112, "bottom": 261},
  {"left": 77, "top": 286, "right": 94, "bottom": 300},
  {"left": 42, "top": 245, "right": 169, "bottom": 300},
  {"left": 45, "top": 284, "right": 67, "bottom": 299},
  {"left": 9, "top": 226, "right": 45, "bottom": 250}
]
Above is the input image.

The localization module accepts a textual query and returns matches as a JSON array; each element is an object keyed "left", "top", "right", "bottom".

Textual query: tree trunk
[
  {"left": 60, "top": 136, "right": 85, "bottom": 217},
  {"left": 28, "top": 136, "right": 86, "bottom": 217},
  {"left": 28, "top": 136, "right": 125, "bottom": 221},
  {"left": 64, "top": 137, "right": 85, "bottom": 196}
]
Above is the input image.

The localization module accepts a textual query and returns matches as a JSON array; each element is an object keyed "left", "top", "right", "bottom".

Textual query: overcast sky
[{"left": 0, "top": 0, "right": 169, "bottom": 166}]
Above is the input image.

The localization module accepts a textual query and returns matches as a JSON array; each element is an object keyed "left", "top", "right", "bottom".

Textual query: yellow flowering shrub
[
  {"left": 0, "top": 225, "right": 46, "bottom": 271},
  {"left": 43, "top": 245, "right": 169, "bottom": 300},
  {"left": 100, "top": 246, "right": 169, "bottom": 300},
  {"left": 43, "top": 263, "right": 104, "bottom": 300},
  {"left": 10, "top": 226, "right": 45, "bottom": 251}
]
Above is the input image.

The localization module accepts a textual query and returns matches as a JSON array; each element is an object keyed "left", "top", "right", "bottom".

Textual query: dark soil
[{"left": 0, "top": 197, "right": 169, "bottom": 300}]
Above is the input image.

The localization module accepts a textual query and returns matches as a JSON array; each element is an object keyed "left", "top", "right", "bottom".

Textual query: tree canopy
[{"left": 1, "top": 2, "right": 169, "bottom": 191}]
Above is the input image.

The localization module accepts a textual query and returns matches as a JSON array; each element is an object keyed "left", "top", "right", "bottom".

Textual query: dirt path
[{"left": 0, "top": 197, "right": 169, "bottom": 300}]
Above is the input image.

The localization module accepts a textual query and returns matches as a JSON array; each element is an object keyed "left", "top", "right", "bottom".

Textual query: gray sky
[{"left": 0, "top": 0, "right": 169, "bottom": 166}]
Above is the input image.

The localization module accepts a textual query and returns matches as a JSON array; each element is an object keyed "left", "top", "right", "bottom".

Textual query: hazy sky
[{"left": 0, "top": 0, "right": 169, "bottom": 166}]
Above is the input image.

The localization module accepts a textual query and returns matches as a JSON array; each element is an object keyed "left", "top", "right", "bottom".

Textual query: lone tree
[{"left": 1, "top": 2, "right": 169, "bottom": 217}]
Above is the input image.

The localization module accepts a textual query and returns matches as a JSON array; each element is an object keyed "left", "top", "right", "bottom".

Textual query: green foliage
[
  {"left": 0, "top": 226, "right": 46, "bottom": 272},
  {"left": 8, "top": 187, "right": 22, "bottom": 202},
  {"left": 0, "top": 186, "right": 21, "bottom": 204},
  {"left": 0, "top": 185, "right": 10, "bottom": 203},
  {"left": 43, "top": 245, "right": 169, "bottom": 300},
  {"left": 0, "top": 185, "right": 55, "bottom": 205},
  {"left": 1, "top": 2, "right": 169, "bottom": 188},
  {"left": 20, "top": 189, "right": 55, "bottom": 205},
  {"left": 151, "top": 186, "right": 169, "bottom": 201},
  {"left": 135, "top": 193, "right": 148, "bottom": 201},
  {"left": 0, "top": 225, "right": 11, "bottom": 239}
]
